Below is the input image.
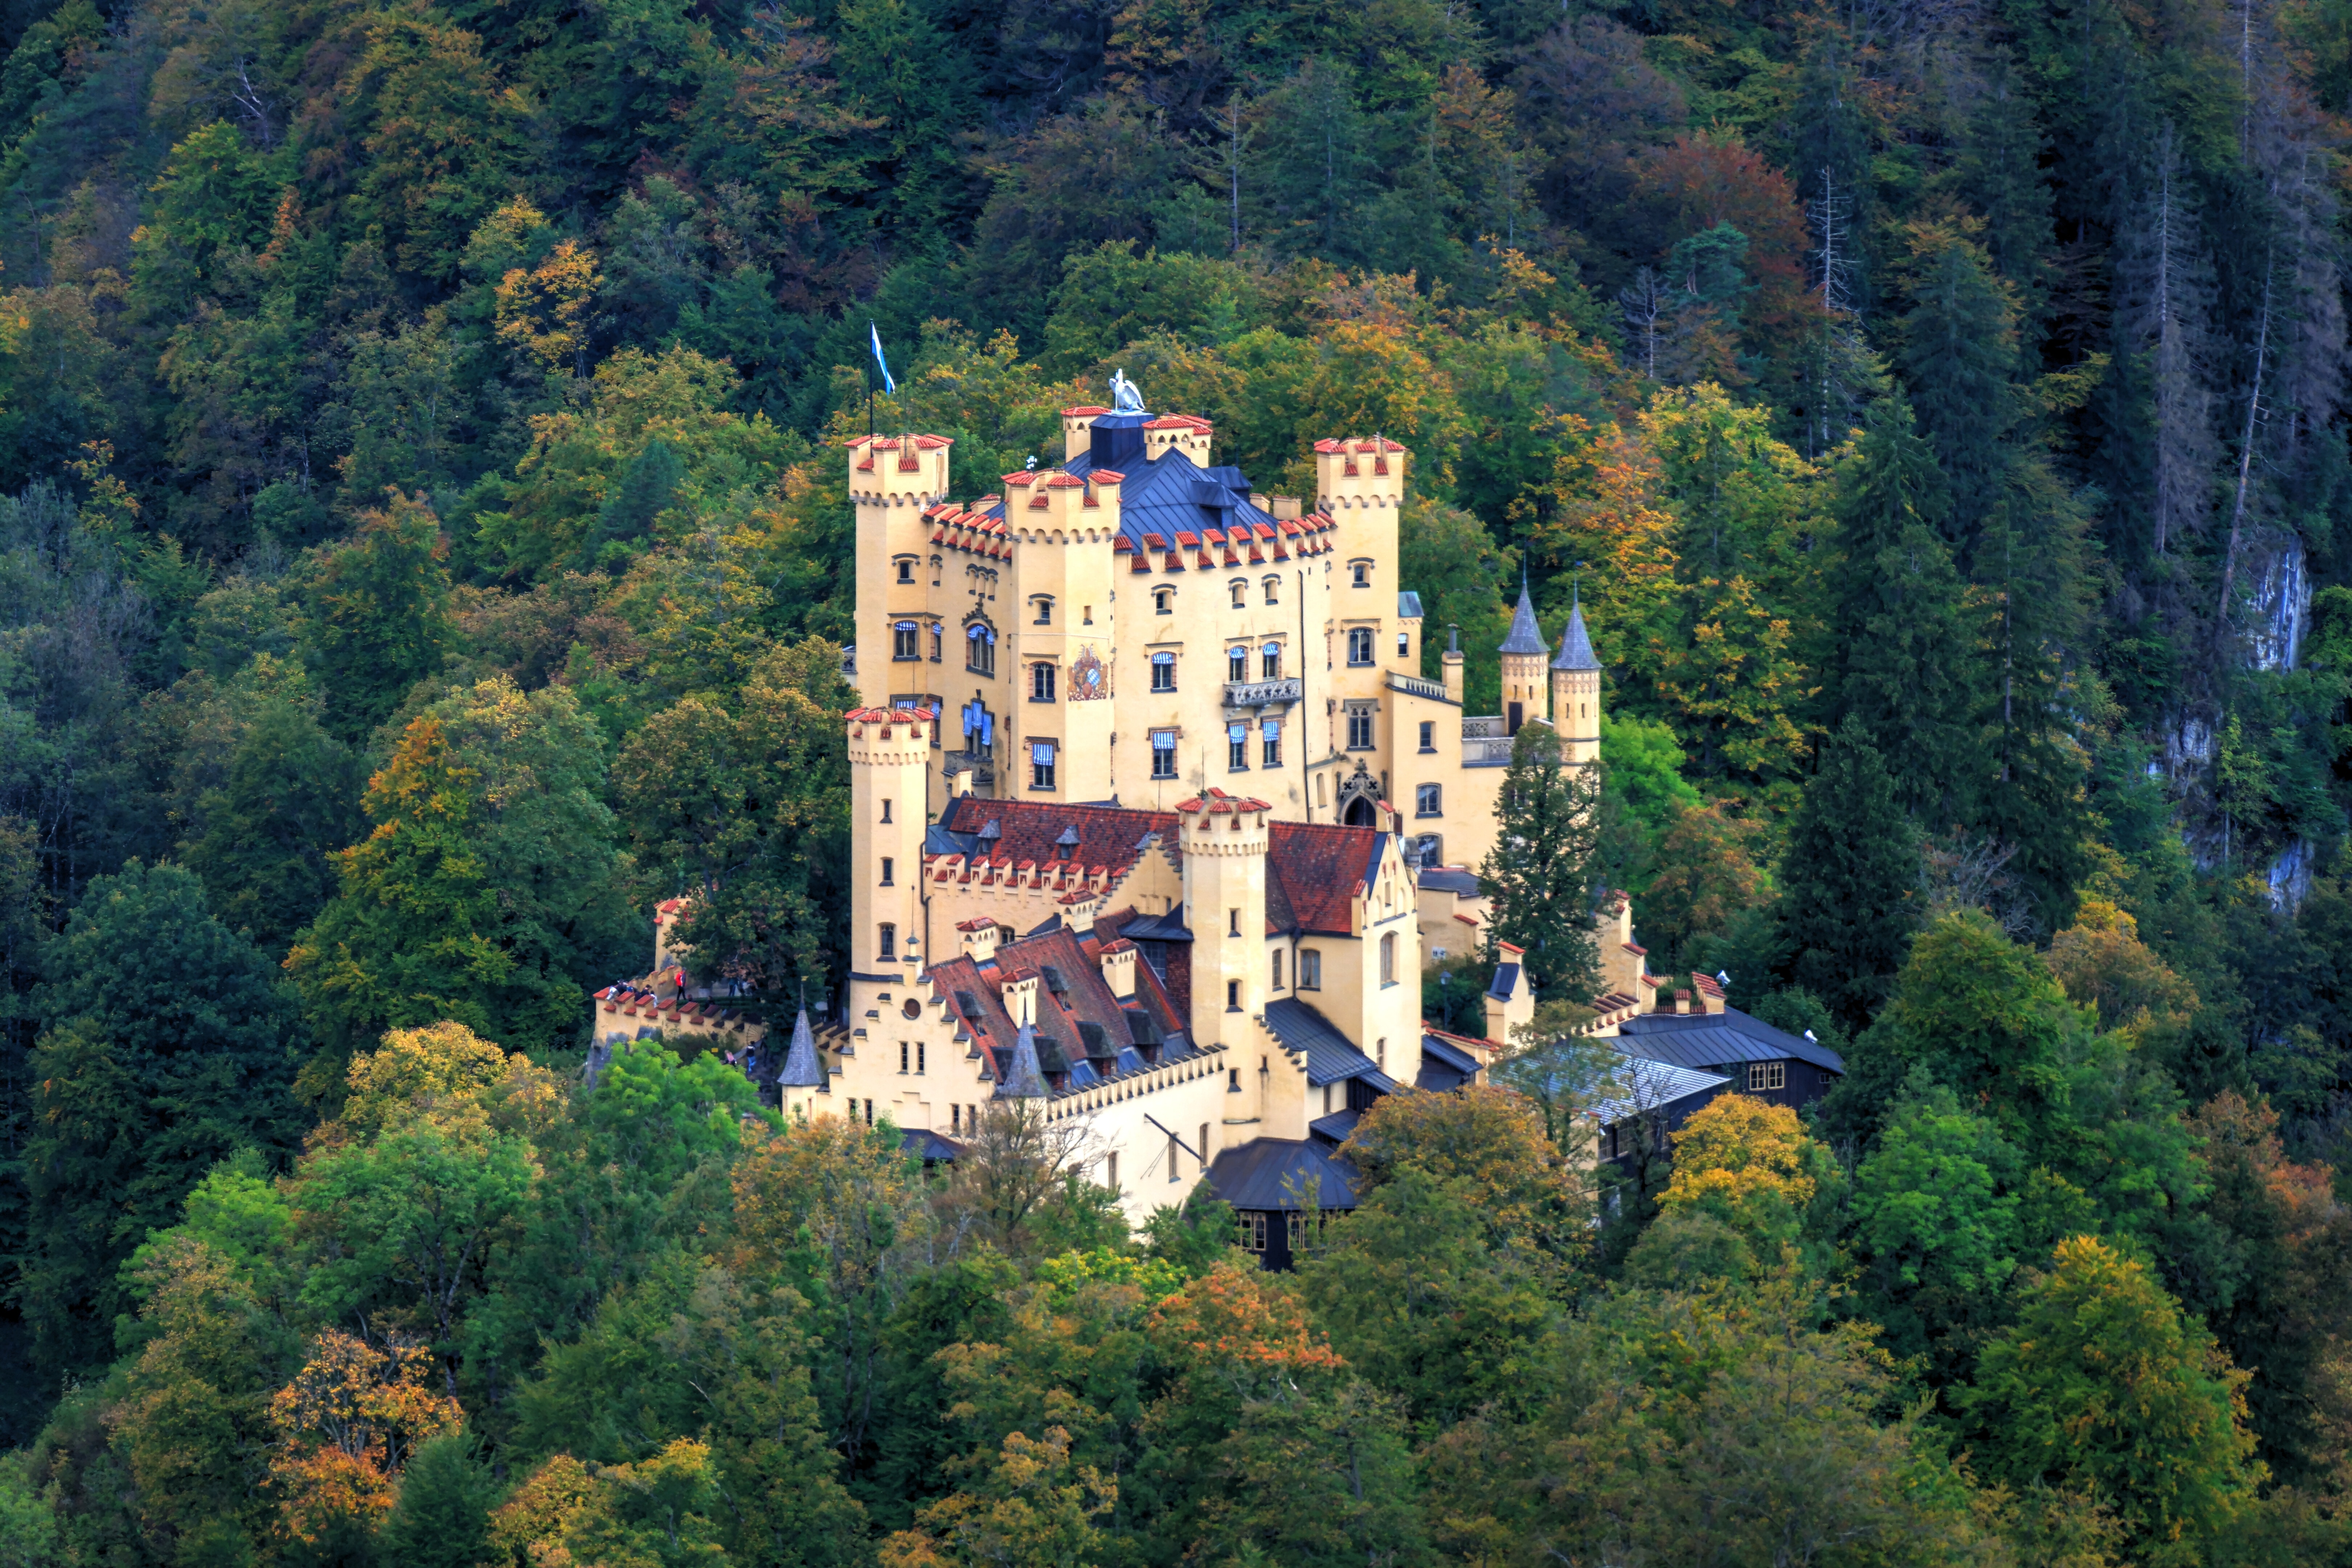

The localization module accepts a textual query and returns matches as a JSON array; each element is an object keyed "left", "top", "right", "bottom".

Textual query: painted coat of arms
[{"left": 1068, "top": 646, "right": 1109, "bottom": 700}]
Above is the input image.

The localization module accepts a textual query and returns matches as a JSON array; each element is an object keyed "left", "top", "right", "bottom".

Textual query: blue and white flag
[{"left": 869, "top": 322, "right": 896, "bottom": 394}]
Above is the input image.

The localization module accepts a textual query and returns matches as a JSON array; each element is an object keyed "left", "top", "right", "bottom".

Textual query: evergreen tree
[
  {"left": 25, "top": 862, "right": 303, "bottom": 1378},
  {"left": 180, "top": 693, "right": 365, "bottom": 957},
  {"left": 584, "top": 437, "right": 685, "bottom": 566},
  {"left": 374, "top": 1434, "right": 499, "bottom": 1568},
  {"left": 295, "top": 490, "right": 456, "bottom": 742},
  {"left": 1824, "top": 397, "right": 1980, "bottom": 825},
  {"left": 1895, "top": 224, "right": 2022, "bottom": 558},
  {"left": 1478, "top": 721, "right": 1603, "bottom": 999},
  {"left": 1774, "top": 719, "right": 1920, "bottom": 1029}
]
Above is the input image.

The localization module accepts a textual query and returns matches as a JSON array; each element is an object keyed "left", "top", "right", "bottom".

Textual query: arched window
[
  {"left": 1379, "top": 932, "right": 1396, "bottom": 984},
  {"left": 1261, "top": 641, "right": 1282, "bottom": 679},
  {"left": 1229, "top": 580, "right": 1247, "bottom": 608},
  {"left": 1262, "top": 576, "right": 1279, "bottom": 604},
  {"left": 1228, "top": 647, "right": 1248, "bottom": 683},
  {"left": 965, "top": 621, "right": 996, "bottom": 675},
  {"left": 879, "top": 923, "right": 897, "bottom": 960}
]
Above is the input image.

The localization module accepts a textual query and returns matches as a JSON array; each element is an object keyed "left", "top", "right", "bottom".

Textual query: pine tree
[
  {"left": 376, "top": 1435, "right": 499, "bottom": 1568},
  {"left": 1824, "top": 398, "right": 1980, "bottom": 827},
  {"left": 1477, "top": 722, "right": 1603, "bottom": 1000},
  {"left": 1895, "top": 224, "right": 2022, "bottom": 559},
  {"left": 2114, "top": 123, "right": 2219, "bottom": 562},
  {"left": 1774, "top": 719, "right": 1920, "bottom": 1029},
  {"left": 1956, "top": 58, "right": 2054, "bottom": 338}
]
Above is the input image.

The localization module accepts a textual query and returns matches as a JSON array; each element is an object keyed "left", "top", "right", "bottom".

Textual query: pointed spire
[
  {"left": 777, "top": 990, "right": 824, "bottom": 1088},
  {"left": 1499, "top": 569, "right": 1548, "bottom": 656},
  {"left": 1553, "top": 579, "right": 1599, "bottom": 671},
  {"left": 995, "top": 1020, "right": 1048, "bottom": 1099}
]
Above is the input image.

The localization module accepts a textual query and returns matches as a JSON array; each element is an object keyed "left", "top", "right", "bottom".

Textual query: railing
[
  {"left": 1223, "top": 677, "right": 1303, "bottom": 708},
  {"left": 1386, "top": 670, "right": 1453, "bottom": 702},
  {"left": 1464, "top": 736, "right": 1516, "bottom": 765},
  {"left": 1462, "top": 715, "right": 1506, "bottom": 738}
]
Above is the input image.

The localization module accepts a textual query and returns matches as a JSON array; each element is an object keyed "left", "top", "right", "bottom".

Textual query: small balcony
[
  {"left": 1223, "top": 677, "right": 1303, "bottom": 710},
  {"left": 942, "top": 749, "right": 995, "bottom": 784},
  {"left": 1462, "top": 716, "right": 1513, "bottom": 767}
]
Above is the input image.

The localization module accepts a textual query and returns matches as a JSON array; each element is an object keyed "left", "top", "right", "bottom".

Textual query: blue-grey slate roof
[
  {"left": 901, "top": 1127, "right": 965, "bottom": 1161},
  {"left": 777, "top": 1006, "right": 825, "bottom": 1087},
  {"left": 998, "top": 410, "right": 1281, "bottom": 551},
  {"left": 995, "top": 1020, "right": 1049, "bottom": 1097},
  {"left": 1487, "top": 961, "right": 1521, "bottom": 1001},
  {"left": 1204, "top": 1137, "right": 1361, "bottom": 1211},
  {"left": 1416, "top": 866, "right": 1481, "bottom": 895},
  {"left": 1553, "top": 596, "right": 1600, "bottom": 671},
  {"left": 1617, "top": 1006, "right": 1847, "bottom": 1074},
  {"left": 1398, "top": 591, "right": 1424, "bottom": 618},
  {"left": 1309, "top": 1109, "right": 1362, "bottom": 1147},
  {"left": 1499, "top": 583, "right": 1548, "bottom": 654},
  {"left": 1267, "top": 999, "right": 1391, "bottom": 1087},
  {"left": 1420, "top": 1032, "right": 1484, "bottom": 1077},
  {"left": 1588, "top": 1054, "right": 1731, "bottom": 1126}
]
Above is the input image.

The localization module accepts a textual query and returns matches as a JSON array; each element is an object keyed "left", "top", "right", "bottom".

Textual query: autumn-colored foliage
[{"left": 266, "top": 1330, "right": 462, "bottom": 1543}]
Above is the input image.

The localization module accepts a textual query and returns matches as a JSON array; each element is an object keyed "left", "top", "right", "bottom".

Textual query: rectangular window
[
  {"left": 1168, "top": 1134, "right": 1181, "bottom": 1181},
  {"left": 1272, "top": 950, "right": 1285, "bottom": 990},
  {"left": 1151, "top": 653, "right": 1176, "bottom": 692},
  {"left": 1033, "top": 597, "right": 1053, "bottom": 625},
  {"left": 1347, "top": 709, "right": 1373, "bottom": 749},
  {"left": 1226, "top": 979, "right": 1240, "bottom": 1010},
  {"left": 1262, "top": 718, "right": 1282, "bottom": 768},
  {"left": 1418, "top": 720, "right": 1434, "bottom": 752},
  {"left": 878, "top": 923, "right": 896, "bottom": 960},
  {"left": 1347, "top": 627, "right": 1373, "bottom": 665},
  {"left": 917, "top": 1042, "right": 926, "bottom": 1074},
  {"left": 931, "top": 626, "right": 942, "bottom": 661},
  {"left": 1262, "top": 642, "right": 1282, "bottom": 679},
  {"left": 1030, "top": 741, "right": 1056, "bottom": 791},
  {"left": 1239, "top": 1211, "right": 1267, "bottom": 1251},
  {"left": 893, "top": 622, "right": 919, "bottom": 660},
  {"left": 1228, "top": 647, "right": 1248, "bottom": 683},
  {"left": 1228, "top": 722, "right": 1249, "bottom": 771},
  {"left": 1031, "top": 663, "right": 1057, "bottom": 702},
  {"left": 952, "top": 1103, "right": 961, "bottom": 1132},
  {"left": 1749, "top": 1061, "right": 1787, "bottom": 1093},
  {"left": 864, "top": 1099, "right": 874, "bottom": 1126},
  {"left": 1106, "top": 1152, "right": 1119, "bottom": 1191},
  {"left": 1151, "top": 730, "right": 1178, "bottom": 779},
  {"left": 1416, "top": 784, "right": 1441, "bottom": 817},
  {"left": 1200, "top": 1123, "right": 1210, "bottom": 1167},
  {"left": 1299, "top": 949, "right": 1322, "bottom": 989},
  {"left": 880, "top": 857, "right": 894, "bottom": 884},
  {"left": 899, "top": 1041, "right": 908, "bottom": 1073},
  {"left": 897, "top": 559, "right": 915, "bottom": 583},
  {"left": 1398, "top": 632, "right": 1410, "bottom": 658}
]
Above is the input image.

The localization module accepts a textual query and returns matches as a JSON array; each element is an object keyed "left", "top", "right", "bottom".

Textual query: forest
[{"left": 6, "top": 0, "right": 2352, "bottom": 1557}]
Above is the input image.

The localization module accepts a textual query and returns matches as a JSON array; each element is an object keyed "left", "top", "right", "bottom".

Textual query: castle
[{"left": 589, "top": 379, "right": 1829, "bottom": 1255}]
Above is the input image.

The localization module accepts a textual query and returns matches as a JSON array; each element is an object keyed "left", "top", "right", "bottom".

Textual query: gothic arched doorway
[{"left": 1342, "top": 796, "right": 1377, "bottom": 827}]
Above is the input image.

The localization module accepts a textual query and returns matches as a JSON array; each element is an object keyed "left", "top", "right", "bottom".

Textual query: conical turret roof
[
  {"left": 777, "top": 1005, "right": 825, "bottom": 1087},
  {"left": 1499, "top": 578, "right": 1548, "bottom": 655},
  {"left": 994, "top": 1020, "right": 1048, "bottom": 1098},
  {"left": 1553, "top": 587, "right": 1599, "bottom": 671}
]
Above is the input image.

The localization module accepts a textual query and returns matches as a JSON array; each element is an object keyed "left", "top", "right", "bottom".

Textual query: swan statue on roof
[{"left": 1109, "top": 368, "right": 1147, "bottom": 415}]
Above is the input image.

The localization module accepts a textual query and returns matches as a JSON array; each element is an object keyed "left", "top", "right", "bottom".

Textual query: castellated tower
[
  {"left": 1551, "top": 590, "right": 1602, "bottom": 768},
  {"left": 1498, "top": 579, "right": 1551, "bottom": 735},
  {"left": 850, "top": 433, "right": 953, "bottom": 709},
  {"left": 1313, "top": 437, "right": 1406, "bottom": 584},
  {"left": 848, "top": 706, "right": 934, "bottom": 977},
  {"left": 999, "top": 465, "right": 1120, "bottom": 804},
  {"left": 1177, "top": 788, "right": 1270, "bottom": 1054}
]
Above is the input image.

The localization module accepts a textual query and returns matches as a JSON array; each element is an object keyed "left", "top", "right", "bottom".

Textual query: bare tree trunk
[{"left": 2218, "top": 258, "right": 2274, "bottom": 634}]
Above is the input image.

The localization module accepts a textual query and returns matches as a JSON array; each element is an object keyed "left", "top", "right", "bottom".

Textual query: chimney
[
  {"left": 1674, "top": 989, "right": 1691, "bottom": 1015},
  {"left": 959, "top": 919, "right": 1000, "bottom": 963},
  {"left": 1443, "top": 623, "right": 1464, "bottom": 706},
  {"left": 1101, "top": 943, "right": 1138, "bottom": 1000}
]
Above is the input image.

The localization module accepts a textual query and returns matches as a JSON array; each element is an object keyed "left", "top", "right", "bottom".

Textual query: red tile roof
[{"left": 1268, "top": 821, "right": 1380, "bottom": 935}]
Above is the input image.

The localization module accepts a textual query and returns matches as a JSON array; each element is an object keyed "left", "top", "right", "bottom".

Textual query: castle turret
[
  {"left": 1551, "top": 587, "right": 1601, "bottom": 768},
  {"left": 1498, "top": 578, "right": 1549, "bottom": 735},
  {"left": 850, "top": 434, "right": 953, "bottom": 708},
  {"left": 1177, "top": 788, "right": 1270, "bottom": 1055},
  {"left": 1314, "top": 437, "right": 1407, "bottom": 591},
  {"left": 776, "top": 1003, "right": 827, "bottom": 1119}
]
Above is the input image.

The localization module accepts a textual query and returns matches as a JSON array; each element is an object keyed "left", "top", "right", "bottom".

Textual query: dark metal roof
[
  {"left": 1617, "top": 1006, "right": 1847, "bottom": 1074},
  {"left": 1204, "top": 1137, "right": 1360, "bottom": 1211},
  {"left": 1309, "top": 1109, "right": 1362, "bottom": 1147},
  {"left": 1416, "top": 866, "right": 1481, "bottom": 895},
  {"left": 1267, "top": 999, "right": 1386, "bottom": 1087},
  {"left": 901, "top": 1127, "right": 965, "bottom": 1161},
  {"left": 1487, "top": 962, "right": 1521, "bottom": 1001},
  {"left": 1420, "top": 1031, "right": 1483, "bottom": 1077},
  {"left": 1398, "top": 591, "right": 1424, "bottom": 618},
  {"left": 1588, "top": 1054, "right": 1730, "bottom": 1125},
  {"left": 1058, "top": 430, "right": 1281, "bottom": 553},
  {"left": 1499, "top": 583, "right": 1548, "bottom": 654}
]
